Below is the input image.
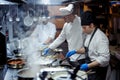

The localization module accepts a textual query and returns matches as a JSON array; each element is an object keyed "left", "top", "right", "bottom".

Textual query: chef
[
  {"left": 66, "top": 11, "right": 110, "bottom": 80},
  {"left": 44, "top": 4, "right": 85, "bottom": 67},
  {"left": 30, "top": 11, "right": 56, "bottom": 46},
  {"left": 20, "top": 10, "right": 56, "bottom": 65}
]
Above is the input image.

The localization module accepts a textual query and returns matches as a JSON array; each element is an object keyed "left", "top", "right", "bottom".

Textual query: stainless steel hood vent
[
  {"left": 4, "top": 0, "right": 92, "bottom": 5},
  {"left": 22, "top": 0, "right": 85, "bottom": 5},
  {"left": 23, "top": 0, "right": 71, "bottom": 5},
  {"left": 0, "top": 0, "right": 17, "bottom": 5}
]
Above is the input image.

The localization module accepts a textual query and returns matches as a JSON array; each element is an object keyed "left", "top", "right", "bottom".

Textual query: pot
[
  {"left": 7, "top": 58, "right": 25, "bottom": 69},
  {"left": 17, "top": 66, "right": 44, "bottom": 80},
  {"left": 17, "top": 68, "right": 33, "bottom": 80}
]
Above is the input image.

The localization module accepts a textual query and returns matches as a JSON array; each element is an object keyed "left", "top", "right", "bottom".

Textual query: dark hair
[{"left": 81, "top": 11, "right": 96, "bottom": 26}]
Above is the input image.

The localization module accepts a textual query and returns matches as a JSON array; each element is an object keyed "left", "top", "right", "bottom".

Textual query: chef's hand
[
  {"left": 43, "top": 48, "right": 50, "bottom": 55},
  {"left": 80, "top": 63, "right": 89, "bottom": 71},
  {"left": 66, "top": 50, "right": 77, "bottom": 58}
]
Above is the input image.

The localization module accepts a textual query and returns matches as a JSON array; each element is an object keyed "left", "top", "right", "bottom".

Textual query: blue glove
[
  {"left": 80, "top": 63, "right": 88, "bottom": 71},
  {"left": 66, "top": 50, "right": 77, "bottom": 58},
  {"left": 43, "top": 48, "right": 50, "bottom": 55}
]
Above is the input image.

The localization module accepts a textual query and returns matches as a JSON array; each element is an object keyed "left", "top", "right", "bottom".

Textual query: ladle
[{"left": 16, "top": 5, "right": 20, "bottom": 22}]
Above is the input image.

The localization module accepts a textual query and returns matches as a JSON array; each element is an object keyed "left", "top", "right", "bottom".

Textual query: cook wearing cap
[
  {"left": 30, "top": 8, "right": 56, "bottom": 45},
  {"left": 81, "top": 11, "right": 96, "bottom": 26},
  {"left": 59, "top": 4, "right": 74, "bottom": 16},
  {"left": 38, "top": 10, "right": 50, "bottom": 24},
  {"left": 44, "top": 3, "right": 85, "bottom": 71}
]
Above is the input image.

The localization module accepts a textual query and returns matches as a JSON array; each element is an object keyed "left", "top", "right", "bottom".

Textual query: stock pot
[
  {"left": 17, "top": 65, "right": 43, "bottom": 80},
  {"left": 17, "top": 68, "right": 34, "bottom": 80}
]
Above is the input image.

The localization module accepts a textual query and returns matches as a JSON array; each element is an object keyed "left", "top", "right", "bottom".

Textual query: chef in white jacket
[
  {"left": 20, "top": 11, "right": 56, "bottom": 65},
  {"left": 66, "top": 11, "right": 110, "bottom": 80},
  {"left": 44, "top": 4, "right": 85, "bottom": 67},
  {"left": 30, "top": 16, "right": 56, "bottom": 46},
  {"left": 22, "top": 9, "right": 56, "bottom": 50}
]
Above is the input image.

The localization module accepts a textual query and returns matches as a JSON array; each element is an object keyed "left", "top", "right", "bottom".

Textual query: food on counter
[
  {"left": 7, "top": 58, "right": 25, "bottom": 68},
  {"left": 7, "top": 58, "right": 24, "bottom": 65}
]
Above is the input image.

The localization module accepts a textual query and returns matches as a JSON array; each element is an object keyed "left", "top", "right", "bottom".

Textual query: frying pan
[
  {"left": 7, "top": 58, "right": 25, "bottom": 69},
  {"left": 23, "top": 10, "right": 33, "bottom": 27}
]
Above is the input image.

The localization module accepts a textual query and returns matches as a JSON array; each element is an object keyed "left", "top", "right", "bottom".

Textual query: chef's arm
[
  {"left": 76, "top": 48, "right": 101, "bottom": 68},
  {"left": 88, "top": 61, "right": 100, "bottom": 68},
  {"left": 76, "top": 47, "right": 86, "bottom": 54},
  {"left": 43, "top": 37, "right": 53, "bottom": 45}
]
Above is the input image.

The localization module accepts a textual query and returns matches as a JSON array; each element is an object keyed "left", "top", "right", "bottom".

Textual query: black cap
[{"left": 81, "top": 11, "right": 96, "bottom": 26}]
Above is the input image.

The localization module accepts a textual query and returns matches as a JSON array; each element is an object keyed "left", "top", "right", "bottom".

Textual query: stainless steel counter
[
  {"left": 0, "top": 65, "right": 7, "bottom": 80},
  {"left": 4, "top": 68, "right": 18, "bottom": 80}
]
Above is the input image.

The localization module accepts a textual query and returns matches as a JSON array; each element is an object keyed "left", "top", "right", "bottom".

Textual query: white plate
[{"left": 40, "top": 67, "right": 67, "bottom": 72}]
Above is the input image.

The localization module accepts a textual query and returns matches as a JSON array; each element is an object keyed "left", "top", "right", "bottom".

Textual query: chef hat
[
  {"left": 81, "top": 11, "right": 96, "bottom": 26},
  {"left": 38, "top": 16, "right": 50, "bottom": 23},
  {"left": 59, "top": 4, "right": 74, "bottom": 16},
  {"left": 39, "top": 10, "right": 50, "bottom": 22},
  {"left": 41, "top": 16, "right": 50, "bottom": 21}
]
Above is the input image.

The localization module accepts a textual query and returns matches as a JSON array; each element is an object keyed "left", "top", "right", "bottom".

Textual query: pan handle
[
  {"left": 48, "top": 59, "right": 57, "bottom": 67},
  {"left": 59, "top": 57, "right": 69, "bottom": 64}
]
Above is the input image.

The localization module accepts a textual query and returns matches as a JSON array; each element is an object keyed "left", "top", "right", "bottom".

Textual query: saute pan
[{"left": 7, "top": 58, "right": 25, "bottom": 69}]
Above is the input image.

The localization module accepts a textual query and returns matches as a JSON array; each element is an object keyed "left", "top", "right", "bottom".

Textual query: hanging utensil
[
  {"left": 16, "top": 4, "right": 20, "bottom": 22},
  {"left": 23, "top": 9, "right": 34, "bottom": 27},
  {"left": 7, "top": 5, "right": 13, "bottom": 22},
  {"left": 33, "top": 0, "right": 38, "bottom": 22}
]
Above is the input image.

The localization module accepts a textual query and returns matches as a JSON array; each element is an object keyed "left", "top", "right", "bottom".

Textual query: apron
[
  {"left": 84, "top": 28, "right": 108, "bottom": 80},
  {"left": 84, "top": 28, "right": 97, "bottom": 64}
]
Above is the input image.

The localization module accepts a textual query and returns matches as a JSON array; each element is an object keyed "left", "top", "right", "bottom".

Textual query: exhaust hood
[
  {"left": 0, "top": 0, "right": 17, "bottom": 5},
  {"left": 22, "top": 0, "right": 84, "bottom": 5}
]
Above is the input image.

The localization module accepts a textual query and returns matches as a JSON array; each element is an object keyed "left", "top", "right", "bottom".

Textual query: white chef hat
[
  {"left": 59, "top": 4, "right": 74, "bottom": 16},
  {"left": 41, "top": 16, "right": 50, "bottom": 22},
  {"left": 38, "top": 16, "right": 50, "bottom": 22}
]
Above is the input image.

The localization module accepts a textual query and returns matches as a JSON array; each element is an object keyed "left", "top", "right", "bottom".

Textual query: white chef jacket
[
  {"left": 84, "top": 28, "right": 110, "bottom": 67},
  {"left": 21, "top": 22, "right": 56, "bottom": 61},
  {"left": 30, "top": 22, "right": 56, "bottom": 44},
  {"left": 49, "top": 15, "right": 85, "bottom": 61}
]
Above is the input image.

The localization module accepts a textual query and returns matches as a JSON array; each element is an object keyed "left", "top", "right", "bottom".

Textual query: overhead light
[{"left": 110, "top": 1, "right": 120, "bottom": 6}]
